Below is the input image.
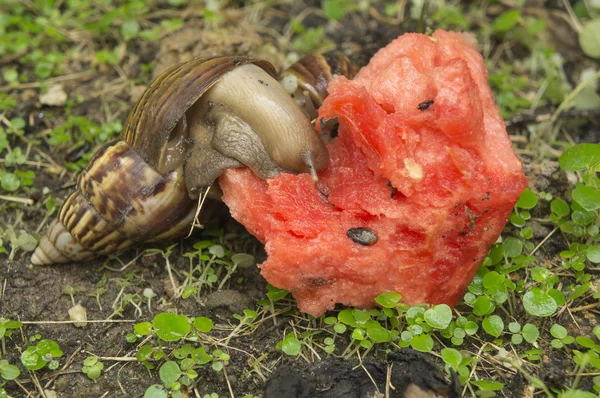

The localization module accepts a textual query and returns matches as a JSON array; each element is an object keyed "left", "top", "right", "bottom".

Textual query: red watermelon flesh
[{"left": 219, "top": 30, "right": 528, "bottom": 317}]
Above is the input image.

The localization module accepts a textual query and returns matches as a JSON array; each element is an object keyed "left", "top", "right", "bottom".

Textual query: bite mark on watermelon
[{"left": 220, "top": 30, "right": 528, "bottom": 317}]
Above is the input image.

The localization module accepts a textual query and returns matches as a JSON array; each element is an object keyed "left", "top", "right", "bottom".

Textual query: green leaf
[
  {"left": 482, "top": 315, "right": 504, "bottom": 337},
  {"left": 576, "top": 336, "right": 595, "bottom": 348},
  {"left": 83, "top": 356, "right": 98, "bottom": 367},
  {"left": 144, "top": 385, "right": 168, "bottom": 398},
  {"left": 121, "top": 20, "right": 139, "bottom": 41},
  {"left": 530, "top": 266, "right": 551, "bottom": 282},
  {"left": 3, "top": 69, "right": 18, "bottom": 84},
  {"left": 594, "top": 325, "right": 600, "bottom": 340},
  {"left": 159, "top": 361, "right": 181, "bottom": 387},
  {"left": 550, "top": 324, "right": 568, "bottom": 339},
  {"left": 374, "top": 292, "right": 402, "bottom": 308},
  {"left": 560, "top": 390, "right": 597, "bottom": 398},
  {"left": 410, "top": 334, "right": 434, "bottom": 352},
  {"left": 36, "top": 339, "right": 62, "bottom": 358},
  {"left": 464, "top": 321, "right": 478, "bottom": 336},
  {"left": 508, "top": 322, "right": 521, "bottom": 333},
  {"left": 493, "top": 10, "right": 520, "bottom": 33},
  {"left": 153, "top": 313, "right": 190, "bottom": 341},
  {"left": 473, "top": 296, "right": 494, "bottom": 316},
  {"left": 351, "top": 328, "right": 365, "bottom": 340},
  {"left": 0, "top": 362, "right": 20, "bottom": 380},
  {"left": 338, "top": 309, "right": 357, "bottom": 327},
  {"left": 523, "top": 289, "right": 557, "bottom": 317},
  {"left": 84, "top": 364, "right": 103, "bottom": 380},
  {"left": 572, "top": 210, "right": 596, "bottom": 226},
  {"left": 522, "top": 324, "right": 539, "bottom": 343},
  {"left": 281, "top": 334, "right": 301, "bottom": 356},
  {"left": 586, "top": 246, "right": 600, "bottom": 264},
  {"left": 231, "top": 253, "right": 254, "bottom": 268},
  {"left": 136, "top": 345, "right": 153, "bottom": 362},
  {"left": 333, "top": 323, "right": 347, "bottom": 334},
  {"left": 579, "top": 19, "right": 600, "bottom": 59},
  {"left": 548, "top": 289, "right": 566, "bottom": 306},
  {"left": 572, "top": 186, "right": 600, "bottom": 211},
  {"left": 502, "top": 237, "right": 522, "bottom": 258},
  {"left": 471, "top": 379, "right": 504, "bottom": 391},
  {"left": 510, "top": 214, "right": 526, "bottom": 227},
  {"left": 265, "top": 284, "right": 288, "bottom": 301},
  {"left": 17, "top": 232, "right": 37, "bottom": 252},
  {"left": 191, "top": 348, "right": 211, "bottom": 365},
  {"left": 352, "top": 309, "right": 371, "bottom": 324},
  {"left": 558, "top": 143, "right": 600, "bottom": 171},
  {"left": 134, "top": 322, "right": 152, "bottom": 336},
  {"left": 569, "top": 282, "right": 590, "bottom": 301},
  {"left": 366, "top": 323, "right": 390, "bottom": 343},
  {"left": 511, "top": 334, "right": 523, "bottom": 345},
  {"left": 482, "top": 271, "right": 505, "bottom": 292},
  {"left": 209, "top": 245, "right": 225, "bottom": 258},
  {"left": 322, "top": 0, "right": 345, "bottom": 20},
  {"left": 193, "top": 316, "right": 214, "bottom": 333},
  {"left": 21, "top": 347, "right": 45, "bottom": 370},
  {"left": 1, "top": 173, "right": 20, "bottom": 192},
  {"left": 551, "top": 338, "right": 564, "bottom": 349},
  {"left": 424, "top": 304, "right": 452, "bottom": 329},
  {"left": 516, "top": 189, "right": 538, "bottom": 209},
  {"left": 551, "top": 199, "right": 570, "bottom": 217},
  {"left": 441, "top": 348, "right": 462, "bottom": 369}
]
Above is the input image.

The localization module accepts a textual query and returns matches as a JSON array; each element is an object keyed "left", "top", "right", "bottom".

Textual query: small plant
[
  {"left": 20, "top": 339, "right": 63, "bottom": 371},
  {"left": 550, "top": 324, "right": 575, "bottom": 349},
  {"left": 179, "top": 235, "right": 256, "bottom": 299},
  {"left": 82, "top": 356, "right": 104, "bottom": 380},
  {"left": 0, "top": 318, "right": 22, "bottom": 356},
  {"left": 0, "top": 359, "right": 20, "bottom": 398},
  {"left": 558, "top": 143, "right": 600, "bottom": 213},
  {"left": 124, "top": 312, "right": 227, "bottom": 396}
]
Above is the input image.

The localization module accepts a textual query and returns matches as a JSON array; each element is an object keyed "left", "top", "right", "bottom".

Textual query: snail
[{"left": 31, "top": 53, "right": 358, "bottom": 266}]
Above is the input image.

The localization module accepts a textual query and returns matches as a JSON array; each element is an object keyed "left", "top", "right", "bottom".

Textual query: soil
[
  {"left": 263, "top": 350, "right": 459, "bottom": 398},
  {"left": 1, "top": 1, "right": 598, "bottom": 398}
]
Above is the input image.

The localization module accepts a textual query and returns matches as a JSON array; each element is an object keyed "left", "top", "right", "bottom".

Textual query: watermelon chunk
[{"left": 220, "top": 30, "right": 527, "bottom": 317}]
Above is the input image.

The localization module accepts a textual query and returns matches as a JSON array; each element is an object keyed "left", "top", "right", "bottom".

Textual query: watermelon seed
[
  {"left": 347, "top": 227, "right": 378, "bottom": 246},
  {"left": 330, "top": 122, "right": 339, "bottom": 138},
  {"left": 417, "top": 99, "right": 434, "bottom": 110},
  {"left": 386, "top": 180, "right": 398, "bottom": 198}
]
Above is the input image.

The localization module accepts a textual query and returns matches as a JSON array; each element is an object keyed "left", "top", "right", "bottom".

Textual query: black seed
[
  {"left": 418, "top": 100, "right": 434, "bottom": 110},
  {"left": 386, "top": 180, "right": 398, "bottom": 198},
  {"left": 347, "top": 227, "right": 378, "bottom": 246},
  {"left": 330, "top": 122, "right": 339, "bottom": 138}
]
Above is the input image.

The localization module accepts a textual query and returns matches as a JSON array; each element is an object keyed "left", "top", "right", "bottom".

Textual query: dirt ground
[{"left": 1, "top": 1, "right": 599, "bottom": 397}]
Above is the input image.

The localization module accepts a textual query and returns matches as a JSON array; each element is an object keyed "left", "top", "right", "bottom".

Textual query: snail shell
[
  {"left": 32, "top": 54, "right": 359, "bottom": 265},
  {"left": 280, "top": 53, "right": 359, "bottom": 120}
]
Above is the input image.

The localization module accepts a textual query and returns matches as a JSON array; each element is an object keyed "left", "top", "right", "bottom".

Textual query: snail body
[{"left": 32, "top": 53, "right": 358, "bottom": 266}]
